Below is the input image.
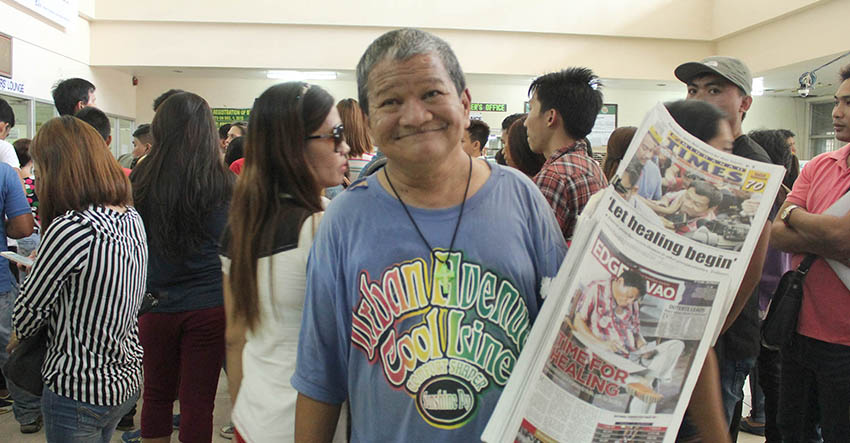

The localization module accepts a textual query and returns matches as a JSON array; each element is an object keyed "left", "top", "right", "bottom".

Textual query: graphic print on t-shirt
[{"left": 350, "top": 249, "right": 530, "bottom": 430}]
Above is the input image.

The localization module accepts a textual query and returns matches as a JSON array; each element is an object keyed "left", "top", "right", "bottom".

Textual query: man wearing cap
[{"left": 674, "top": 57, "right": 773, "bottom": 441}]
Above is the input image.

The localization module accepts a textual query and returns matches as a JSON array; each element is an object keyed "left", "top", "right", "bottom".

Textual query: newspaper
[
  {"left": 482, "top": 103, "right": 784, "bottom": 443},
  {"left": 819, "top": 193, "right": 850, "bottom": 290}
]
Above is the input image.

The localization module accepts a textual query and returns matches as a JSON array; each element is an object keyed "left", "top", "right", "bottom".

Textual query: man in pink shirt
[{"left": 771, "top": 64, "right": 850, "bottom": 442}]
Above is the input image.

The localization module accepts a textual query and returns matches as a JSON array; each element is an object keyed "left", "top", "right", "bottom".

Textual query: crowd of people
[{"left": 0, "top": 26, "right": 846, "bottom": 443}]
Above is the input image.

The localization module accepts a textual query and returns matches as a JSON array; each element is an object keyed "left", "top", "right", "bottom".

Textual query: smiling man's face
[{"left": 366, "top": 52, "right": 470, "bottom": 167}]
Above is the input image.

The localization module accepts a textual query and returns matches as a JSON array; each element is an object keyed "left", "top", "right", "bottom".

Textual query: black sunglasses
[{"left": 305, "top": 124, "right": 345, "bottom": 152}]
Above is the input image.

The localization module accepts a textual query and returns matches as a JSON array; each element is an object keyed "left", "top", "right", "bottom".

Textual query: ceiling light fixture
[
  {"left": 266, "top": 70, "right": 337, "bottom": 81},
  {"left": 751, "top": 77, "right": 764, "bottom": 96}
]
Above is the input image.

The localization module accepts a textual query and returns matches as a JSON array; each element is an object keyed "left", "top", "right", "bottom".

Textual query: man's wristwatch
[{"left": 781, "top": 204, "right": 800, "bottom": 227}]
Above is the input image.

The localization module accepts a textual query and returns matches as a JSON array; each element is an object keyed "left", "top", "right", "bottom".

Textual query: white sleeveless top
[{"left": 222, "top": 213, "right": 346, "bottom": 442}]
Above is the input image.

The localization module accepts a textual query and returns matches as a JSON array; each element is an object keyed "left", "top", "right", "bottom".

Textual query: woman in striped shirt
[{"left": 11, "top": 116, "right": 147, "bottom": 441}]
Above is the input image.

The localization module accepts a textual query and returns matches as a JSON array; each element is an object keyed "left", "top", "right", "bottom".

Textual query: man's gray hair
[{"left": 356, "top": 28, "right": 466, "bottom": 115}]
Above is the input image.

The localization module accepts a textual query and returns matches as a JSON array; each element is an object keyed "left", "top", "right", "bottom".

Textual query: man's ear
[
  {"left": 472, "top": 140, "right": 481, "bottom": 152},
  {"left": 74, "top": 101, "right": 86, "bottom": 114},
  {"left": 106, "top": 135, "right": 112, "bottom": 146},
  {"left": 546, "top": 109, "right": 558, "bottom": 128},
  {"left": 740, "top": 95, "right": 753, "bottom": 113},
  {"left": 145, "top": 143, "right": 152, "bottom": 154},
  {"left": 461, "top": 88, "right": 472, "bottom": 125}
]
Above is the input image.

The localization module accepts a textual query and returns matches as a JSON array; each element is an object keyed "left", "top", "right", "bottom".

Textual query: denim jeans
[
  {"left": 780, "top": 333, "right": 848, "bottom": 442},
  {"left": 717, "top": 354, "right": 756, "bottom": 441},
  {"left": 42, "top": 386, "right": 138, "bottom": 443},
  {"left": 7, "top": 376, "right": 42, "bottom": 425},
  {"left": 0, "top": 286, "right": 13, "bottom": 367},
  {"left": 747, "top": 361, "right": 765, "bottom": 422},
  {"left": 675, "top": 353, "right": 757, "bottom": 442}
]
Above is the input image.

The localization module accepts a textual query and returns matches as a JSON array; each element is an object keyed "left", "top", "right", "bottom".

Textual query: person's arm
[
  {"left": 6, "top": 212, "right": 33, "bottom": 239},
  {"left": 223, "top": 273, "right": 247, "bottom": 405},
  {"left": 13, "top": 217, "right": 90, "bottom": 339},
  {"left": 721, "top": 220, "right": 770, "bottom": 332},
  {"left": 294, "top": 394, "right": 342, "bottom": 443},
  {"left": 687, "top": 350, "right": 732, "bottom": 443},
  {"left": 4, "top": 165, "right": 34, "bottom": 239},
  {"left": 641, "top": 193, "right": 681, "bottom": 216},
  {"left": 573, "top": 311, "right": 623, "bottom": 353},
  {"left": 771, "top": 200, "right": 850, "bottom": 261}
]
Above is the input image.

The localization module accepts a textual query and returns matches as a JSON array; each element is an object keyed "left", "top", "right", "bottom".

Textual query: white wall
[
  {"left": 134, "top": 76, "right": 359, "bottom": 125},
  {"left": 1, "top": 1, "right": 136, "bottom": 117},
  {"left": 134, "top": 73, "right": 807, "bottom": 156},
  {"left": 94, "top": 0, "right": 716, "bottom": 40}
]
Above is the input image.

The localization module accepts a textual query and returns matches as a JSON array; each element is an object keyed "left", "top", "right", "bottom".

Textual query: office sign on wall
[
  {"left": 470, "top": 103, "right": 507, "bottom": 112},
  {"left": 212, "top": 108, "right": 251, "bottom": 127},
  {"left": 10, "top": 0, "right": 78, "bottom": 29}
]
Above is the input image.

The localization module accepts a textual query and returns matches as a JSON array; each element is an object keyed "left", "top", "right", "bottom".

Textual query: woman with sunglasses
[
  {"left": 222, "top": 82, "right": 348, "bottom": 442},
  {"left": 130, "top": 92, "right": 235, "bottom": 442}
]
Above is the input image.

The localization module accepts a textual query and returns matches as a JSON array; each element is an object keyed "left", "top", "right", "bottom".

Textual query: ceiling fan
[{"left": 763, "top": 50, "right": 850, "bottom": 97}]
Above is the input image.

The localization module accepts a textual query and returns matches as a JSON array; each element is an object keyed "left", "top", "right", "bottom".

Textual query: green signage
[
  {"left": 212, "top": 108, "right": 251, "bottom": 127},
  {"left": 470, "top": 103, "right": 507, "bottom": 113}
]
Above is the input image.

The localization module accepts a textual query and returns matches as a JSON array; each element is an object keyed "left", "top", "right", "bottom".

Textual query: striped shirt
[{"left": 13, "top": 206, "right": 148, "bottom": 406}]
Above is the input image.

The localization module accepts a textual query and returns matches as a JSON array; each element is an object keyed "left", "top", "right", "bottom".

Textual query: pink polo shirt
[{"left": 786, "top": 143, "right": 850, "bottom": 345}]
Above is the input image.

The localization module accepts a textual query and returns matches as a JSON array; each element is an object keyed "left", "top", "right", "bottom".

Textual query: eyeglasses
[{"left": 305, "top": 124, "right": 345, "bottom": 152}]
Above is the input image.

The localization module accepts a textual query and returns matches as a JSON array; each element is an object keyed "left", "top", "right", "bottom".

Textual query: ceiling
[{"left": 119, "top": 49, "right": 850, "bottom": 99}]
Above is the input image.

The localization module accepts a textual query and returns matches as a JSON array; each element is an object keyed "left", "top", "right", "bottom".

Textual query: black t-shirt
[
  {"left": 717, "top": 134, "right": 771, "bottom": 360},
  {"left": 146, "top": 204, "right": 231, "bottom": 313},
  {"left": 732, "top": 134, "right": 771, "bottom": 164}
]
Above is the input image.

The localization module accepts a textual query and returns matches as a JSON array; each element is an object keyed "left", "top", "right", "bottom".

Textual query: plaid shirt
[
  {"left": 533, "top": 140, "right": 607, "bottom": 241},
  {"left": 575, "top": 279, "right": 640, "bottom": 356}
]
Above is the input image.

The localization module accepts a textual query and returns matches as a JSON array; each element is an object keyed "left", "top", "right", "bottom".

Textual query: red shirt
[
  {"left": 230, "top": 158, "right": 245, "bottom": 175},
  {"left": 533, "top": 141, "right": 607, "bottom": 242},
  {"left": 785, "top": 143, "right": 850, "bottom": 345}
]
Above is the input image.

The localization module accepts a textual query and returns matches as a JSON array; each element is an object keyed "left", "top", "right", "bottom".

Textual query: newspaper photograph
[
  {"left": 617, "top": 111, "right": 774, "bottom": 252},
  {"left": 482, "top": 103, "right": 785, "bottom": 443}
]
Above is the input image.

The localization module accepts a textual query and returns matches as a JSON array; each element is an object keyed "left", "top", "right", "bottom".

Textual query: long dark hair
[
  {"left": 748, "top": 129, "right": 797, "bottom": 188},
  {"left": 227, "top": 82, "right": 333, "bottom": 330},
  {"left": 131, "top": 92, "right": 234, "bottom": 259}
]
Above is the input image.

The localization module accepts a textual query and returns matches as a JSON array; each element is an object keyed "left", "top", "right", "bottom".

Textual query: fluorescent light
[
  {"left": 751, "top": 77, "right": 764, "bottom": 96},
  {"left": 266, "top": 70, "right": 337, "bottom": 81}
]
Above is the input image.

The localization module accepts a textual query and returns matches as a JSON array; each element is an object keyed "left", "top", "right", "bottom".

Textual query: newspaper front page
[{"left": 482, "top": 103, "right": 784, "bottom": 443}]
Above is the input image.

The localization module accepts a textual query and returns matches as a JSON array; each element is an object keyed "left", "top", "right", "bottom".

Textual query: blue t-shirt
[
  {"left": 292, "top": 163, "right": 566, "bottom": 442},
  {"left": 0, "top": 163, "right": 31, "bottom": 292},
  {"left": 636, "top": 159, "right": 662, "bottom": 200}
]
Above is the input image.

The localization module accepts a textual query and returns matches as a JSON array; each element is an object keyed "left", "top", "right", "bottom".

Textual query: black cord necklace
[{"left": 384, "top": 154, "right": 472, "bottom": 265}]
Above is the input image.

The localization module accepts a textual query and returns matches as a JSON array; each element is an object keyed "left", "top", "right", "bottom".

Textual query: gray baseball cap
[{"left": 675, "top": 56, "right": 753, "bottom": 96}]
